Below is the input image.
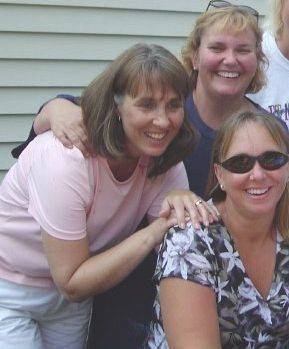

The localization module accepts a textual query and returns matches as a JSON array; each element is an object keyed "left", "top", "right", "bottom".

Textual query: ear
[
  {"left": 190, "top": 51, "right": 199, "bottom": 71},
  {"left": 214, "top": 163, "right": 224, "bottom": 187}
]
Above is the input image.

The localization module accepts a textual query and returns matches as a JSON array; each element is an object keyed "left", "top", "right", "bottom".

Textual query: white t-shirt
[
  {"left": 248, "top": 31, "right": 289, "bottom": 128},
  {"left": 0, "top": 132, "right": 188, "bottom": 287}
]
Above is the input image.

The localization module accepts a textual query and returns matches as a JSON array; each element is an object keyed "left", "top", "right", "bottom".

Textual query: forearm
[
  {"left": 62, "top": 224, "right": 158, "bottom": 302},
  {"left": 33, "top": 97, "right": 80, "bottom": 134}
]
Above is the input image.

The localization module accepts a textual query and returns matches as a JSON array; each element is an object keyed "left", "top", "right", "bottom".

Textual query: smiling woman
[
  {"left": 181, "top": 4, "right": 269, "bottom": 196},
  {"left": 0, "top": 43, "right": 198, "bottom": 349},
  {"left": 146, "top": 111, "right": 289, "bottom": 348}
]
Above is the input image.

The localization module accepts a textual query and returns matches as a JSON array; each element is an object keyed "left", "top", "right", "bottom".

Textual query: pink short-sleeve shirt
[{"left": 0, "top": 132, "right": 188, "bottom": 287}]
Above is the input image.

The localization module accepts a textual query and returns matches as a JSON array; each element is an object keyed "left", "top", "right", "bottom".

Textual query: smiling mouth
[
  {"left": 246, "top": 188, "right": 269, "bottom": 196},
  {"left": 217, "top": 71, "right": 240, "bottom": 79},
  {"left": 145, "top": 131, "right": 167, "bottom": 140}
]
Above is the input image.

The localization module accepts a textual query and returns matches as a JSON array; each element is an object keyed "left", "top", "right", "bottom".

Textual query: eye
[
  {"left": 167, "top": 99, "right": 183, "bottom": 111},
  {"left": 208, "top": 45, "right": 223, "bottom": 53},
  {"left": 237, "top": 46, "right": 253, "bottom": 54},
  {"left": 137, "top": 99, "right": 155, "bottom": 110}
]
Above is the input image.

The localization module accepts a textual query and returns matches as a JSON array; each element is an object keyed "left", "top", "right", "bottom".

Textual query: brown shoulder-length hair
[
  {"left": 80, "top": 43, "right": 197, "bottom": 178},
  {"left": 182, "top": 6, "right": 268, "bottom": 94},
  {"left": 207, "top": 110, "right": 289, "bottom": 241}
]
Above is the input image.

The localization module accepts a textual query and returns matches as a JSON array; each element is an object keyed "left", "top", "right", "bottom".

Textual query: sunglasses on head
[
  {"left": 219, "top": 151, "right": 289, "bottom": 174},
  {"left": 206, "top": 0, "right": 259, "bottom": 22}
]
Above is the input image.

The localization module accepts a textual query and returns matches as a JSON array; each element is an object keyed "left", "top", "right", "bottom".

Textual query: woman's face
[
  {"left": 194, "top": 25, "right": 258, "bottom": 100},
  {"left": 117, "top": 86, "right": 184, "bottom": 158},
  {"left": 215, "top": 122, "right": 289, "bottom": 220}
]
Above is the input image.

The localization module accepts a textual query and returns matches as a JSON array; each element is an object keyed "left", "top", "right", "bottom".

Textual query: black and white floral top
[{"left": 146, "top": 203, "right": 289, "bottom": 349}]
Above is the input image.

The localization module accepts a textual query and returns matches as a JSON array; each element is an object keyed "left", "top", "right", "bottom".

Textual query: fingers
[
  {"left": 159, "top": 199, "right": 171, "bottom": 218},
  {"left": 53, "top": 125, "right": 90, "bottom": 157},
  {"left": 160, "top": 190, "right": 220, "bottom": 231}
]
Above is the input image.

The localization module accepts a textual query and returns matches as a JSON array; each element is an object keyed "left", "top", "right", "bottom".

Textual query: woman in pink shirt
[{"left": 0, "top": 43, "right": 216, "bottom": 349}]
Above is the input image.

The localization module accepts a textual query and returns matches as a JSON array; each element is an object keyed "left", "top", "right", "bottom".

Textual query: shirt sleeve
[
  {"left": 147, "top": 162, "right": 189, "bottom": 219},
  {"left": 154, "top": 223, "right": 217, "bottom": 290},
  {"left": 27, "top": 134, "right": 93, "bottom": 240},
  {"left": 11, "top": 94, "right": 80, "bottom": 159}
]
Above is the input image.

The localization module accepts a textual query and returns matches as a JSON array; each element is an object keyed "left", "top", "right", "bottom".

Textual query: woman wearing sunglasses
[
  {"left": 147, "top": 110, "right": 289, "bottom": 348},
  {"left": 248, "top": 0, "right": 289, "bottom": 129}
]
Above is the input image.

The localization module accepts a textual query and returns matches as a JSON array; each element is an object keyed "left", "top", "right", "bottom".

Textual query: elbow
[
  {"left": 65, "top": 290, "right": 87, "bottom": 303},
  {"left": 58, "top": 282, "right": 90, "bottom": 303}
]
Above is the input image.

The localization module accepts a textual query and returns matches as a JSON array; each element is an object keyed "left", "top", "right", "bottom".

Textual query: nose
[
  {"left": 223, "top": 50, "right": 237, "bottom": 65},
  {"left": 152, "top": 108, "right": 170, "bottom": 128},
  {"left": 249, "top": 161, "right": 266, "bottom": 181}
]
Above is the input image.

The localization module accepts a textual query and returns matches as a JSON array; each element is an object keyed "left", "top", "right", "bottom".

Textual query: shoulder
[{"left": 157, "top": 162, "right": 189, "bottom": 189}]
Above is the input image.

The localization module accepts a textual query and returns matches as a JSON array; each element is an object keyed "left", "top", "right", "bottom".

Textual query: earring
[
  {"left": 220, "top": 184, "right": 225, "bottom": 191},
  {"left": 118, "top": 115, "right": 121, "bottom": 122}
]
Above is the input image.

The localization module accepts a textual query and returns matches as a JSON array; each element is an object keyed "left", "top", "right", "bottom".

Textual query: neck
[
  {"left": 193, "top": 86, "right": 257, "bottom": 130},
  {"left": 217, "top": 200, "right": 275, "bottom": 245},
  {"left": 107, "top": 157, "right": 139, "bottom": 182}
]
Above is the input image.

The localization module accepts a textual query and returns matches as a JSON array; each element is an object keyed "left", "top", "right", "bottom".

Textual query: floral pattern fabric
[{"left": 146, "top": 204, "right": 289, "bottom": 349}]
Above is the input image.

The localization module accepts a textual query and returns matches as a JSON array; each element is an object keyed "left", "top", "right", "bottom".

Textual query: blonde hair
[
  {"left": 267, "top": 0, "right": 284, "bottom": 39},
  {"left": 81, "top": 43, "right": 198, "bottom": 178},
  {"left": 182, "top": 7, "right": 267, "bottom": 94},
  {"left": 208, "top": 111, "right": 289, "bottom": 241}
]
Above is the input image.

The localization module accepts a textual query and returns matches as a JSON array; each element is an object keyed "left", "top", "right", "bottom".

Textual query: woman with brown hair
[
  {"left": 147, "top": 110, "right": 289, "bottom": 348},
  {"left": 0, "top": 43, "right": 198, "bottom": 349}
]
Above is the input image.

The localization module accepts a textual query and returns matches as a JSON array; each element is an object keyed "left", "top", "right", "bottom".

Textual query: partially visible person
[
  {"left": 0, "top": 43, "right": 201, "bottom": 349},
  {"left": 248, "top": 0, "right": 289, "bottom": 128},
  {"left": 147, "top": 110, "right": 289, "bottom": 348}
]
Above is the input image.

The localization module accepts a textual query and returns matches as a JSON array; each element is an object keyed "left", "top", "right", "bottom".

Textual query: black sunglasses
[
  {"left": 206, "top": 0, "right": 259, "bottom": 22},
  {"left": 219, "top": 151, "right": 289, "bottom": 174}
]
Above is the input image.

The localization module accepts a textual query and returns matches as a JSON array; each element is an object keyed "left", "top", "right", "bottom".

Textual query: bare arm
[
  {"left": 160, "top": 278, "right": 222, "bottom": 349},
  {"left": 34, "top": 98, "right": 90, "bottom": 156},
  {"left": 42, "top": 217, "right": 175, "bottom": 302}
]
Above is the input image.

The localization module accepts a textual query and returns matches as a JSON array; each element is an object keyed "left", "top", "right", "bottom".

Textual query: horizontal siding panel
[
  {"left": 0, "top": 60, "right": 108, "bottom": 87},
  {"left": 0, "top": 0, "right": 267, "bottom": 13},
  {"left": 0, "top": 115, "right": 34, "bottom": 141},
  {"left": 0, "top": 143, "right": 19, "bottom": 169},
  {"left": 0, "top": 87, "right": 82, "bottom": 114},
  {"left": 0, "top": 5, "right": 197, "bottom": 36},
  {"left": 0, "top": 170, "right": 8, "bottom": 184},
  {"left": 0, "top": 33, "right": 187, "bottom": 60},
  {"left": 0, "top": 0, "right": 201, "bottom": 12}
]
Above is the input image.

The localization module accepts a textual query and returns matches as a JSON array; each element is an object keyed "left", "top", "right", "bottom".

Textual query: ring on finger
[{"left": 194, "top": 199, "right": 203, "bottom": 206}]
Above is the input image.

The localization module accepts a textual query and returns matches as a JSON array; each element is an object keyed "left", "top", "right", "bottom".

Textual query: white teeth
[
  {"left": 246, "top": 188, "right": 268, "bottom": 195},
  {"left": 146, "top": 132, "right": 166, "bottom": 140},
  {"left": 217, "top": 71, "right": 239, "bottom": 78}
]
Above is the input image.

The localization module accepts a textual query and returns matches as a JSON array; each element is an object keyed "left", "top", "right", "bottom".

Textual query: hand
[
  {"left": 159, "top": 189, "right": 219, "bottom": 229},
  {"left": 35, "top": 98, "right": 92, "bottom": 157},
  {"left": 145, "top": 216, "right": 177, "bottom": 246}
]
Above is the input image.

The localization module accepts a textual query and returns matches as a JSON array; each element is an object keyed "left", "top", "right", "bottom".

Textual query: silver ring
[{"left": 195, "top": 199, "right": 203, "bottom": 206}]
